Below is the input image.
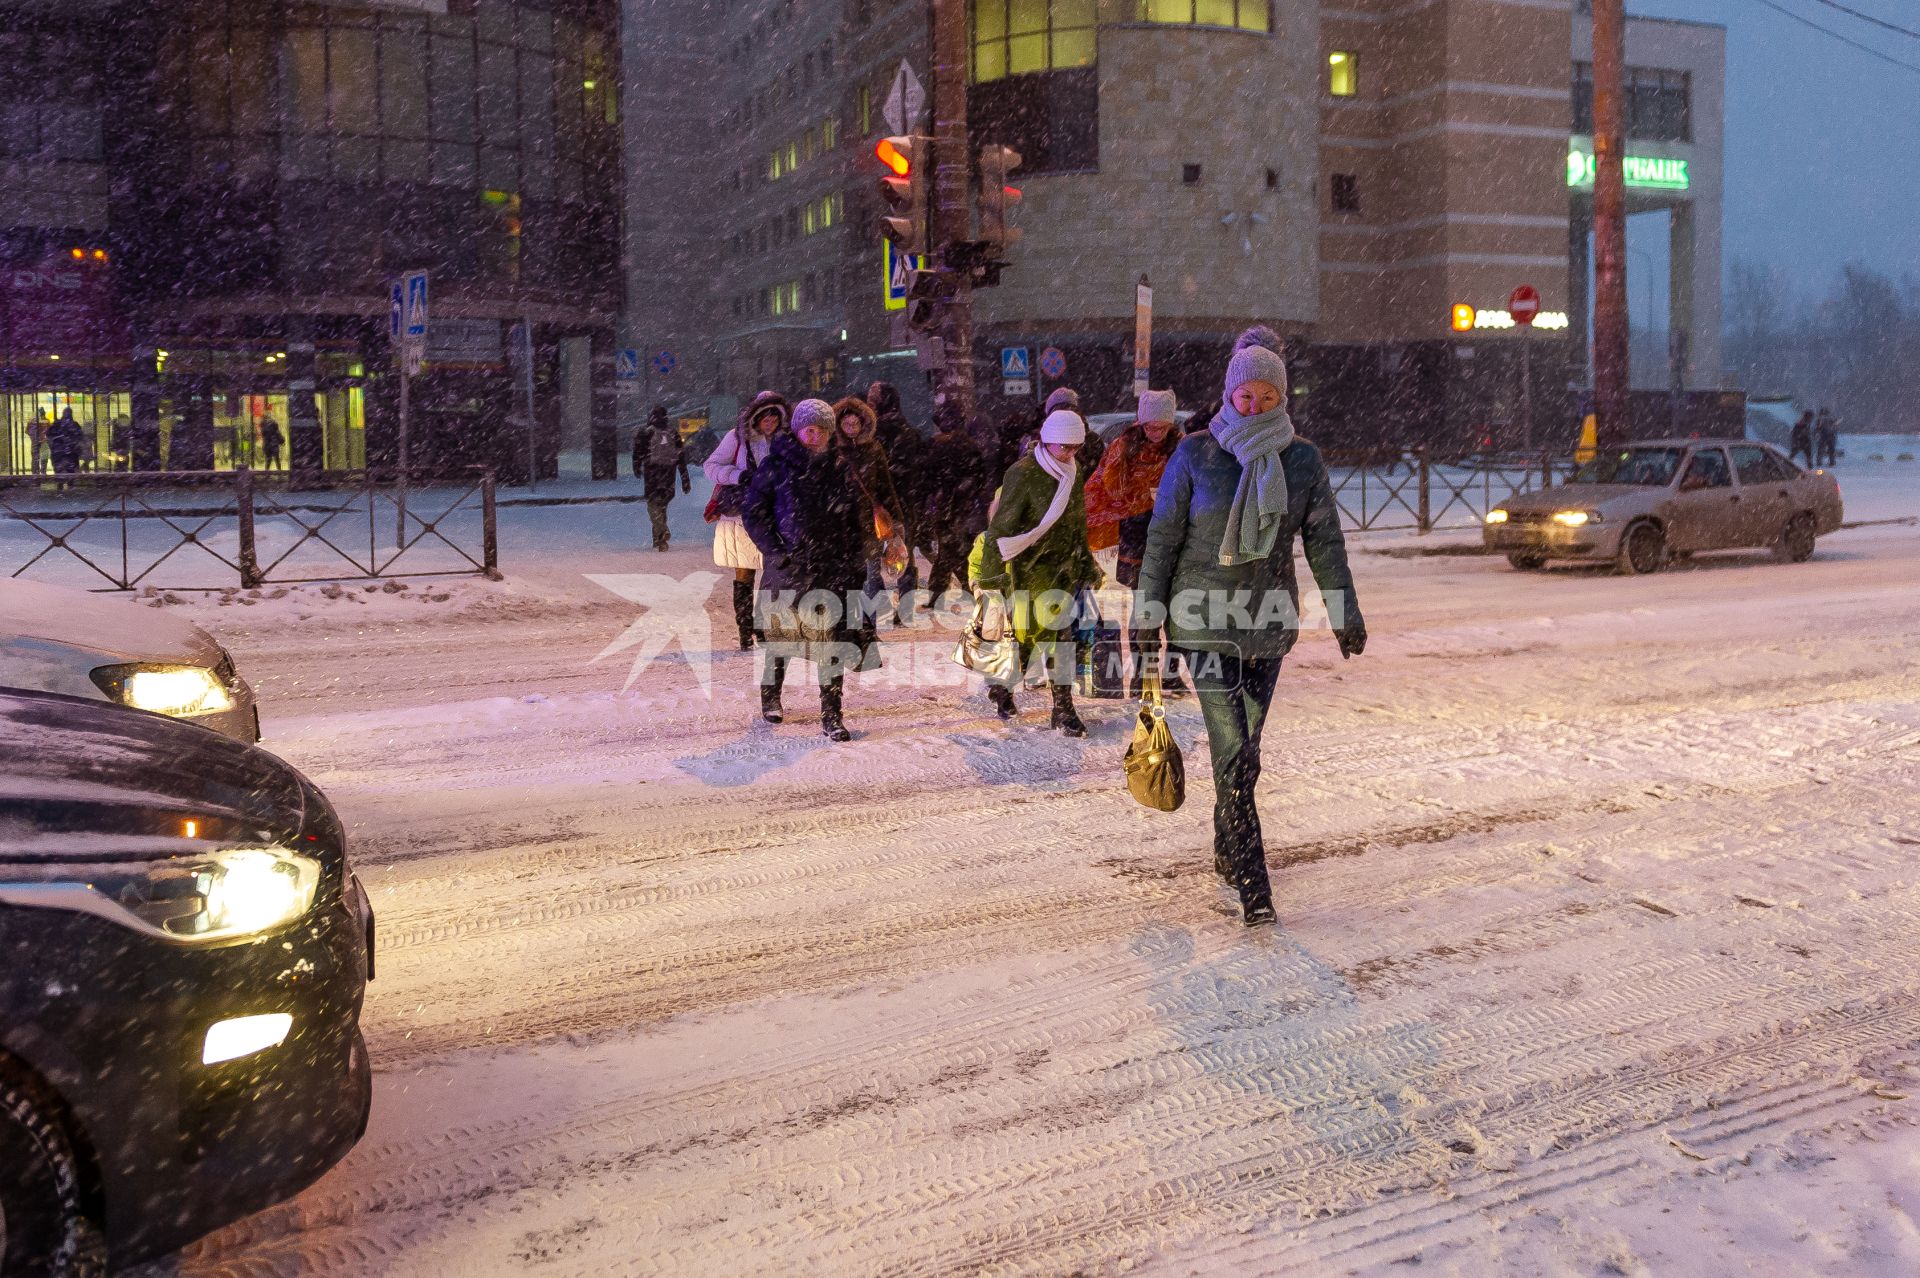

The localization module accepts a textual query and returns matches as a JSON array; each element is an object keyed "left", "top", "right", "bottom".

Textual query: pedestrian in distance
[
  {"left": 1086, "top": 388, "right": 1185, "bottom": 699},
  {"left": 920, "top": 404, "right": 988, "bottom": 599},
  {"left": 260, "top": 416, "right": 284, "bottom": 470},
  {"left": 741, "top": 398, "right": 878, "bottom": 742},
  {"left": 1814, "top": 407, "right": 1839, "bottom": 468},
  {"left": 1790, "top": 411, "right": 1815, "bottom": 470},
  {"left": 634, "top": 405, "right": 691, "bottom": 551},
  {"left": 1045, "top": 385, "right": 1106, "bottom": 473},
  {"left": 46, "top": 409, "right": 85, "bottom": 476},
  {"left": 25, "top": 411, "right": 50, "bottom": 475},
  {"left": 1136, "top": 326, "right": 1366, "bottom": 927},
  {"left": 705, "top": 391, "right": 787, "bottom": 650},
  {"left": 971, "top": 407, "right": 1101, "bottom": 737},
  {"left": 831, "top": 394, "right": 908, "bottom": 609},
  {"left": 866, "top": 381, "right": 925, "bottom": 626}
]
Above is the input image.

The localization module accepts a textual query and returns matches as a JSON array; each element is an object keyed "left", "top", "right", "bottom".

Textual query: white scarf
[{"left": 995, "top": 447, "right": 1077, "bottom": 563}]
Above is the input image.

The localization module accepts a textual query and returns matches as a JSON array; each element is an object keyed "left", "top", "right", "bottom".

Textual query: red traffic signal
[{"left": 875, "top": 135, "right": 929, "bottom": 256}]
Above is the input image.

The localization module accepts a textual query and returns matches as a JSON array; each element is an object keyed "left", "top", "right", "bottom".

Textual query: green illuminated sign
[{"left": 1566, "top": 147, "right": 1690, "bottom": 192}]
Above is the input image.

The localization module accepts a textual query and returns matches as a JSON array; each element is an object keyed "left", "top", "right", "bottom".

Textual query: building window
[
  {"left": 1137, "top": 0, "right": 1269, "bottom": 33},
  {"left": 1572, "top": 62, "right": 1691, "bottom": 142},
  {"left": 822, "top": 115, "right": 838, "bottom": 150},
  {"left": 1330, "top": 172, "right": 1360, "bottom": 213},
  {"left": 857, "top": 84, "right": 871, "bottom": 135},
  {"left": 1182, "top": 162, "right": 1202, "bottom": 184},
  {"left": 1328, "top": 51, "right": 1356, "bottom": 97},
  {"left": 971, "top": 0, "right": 1098, "bottom": 85},
  {"left": 1265, "top": 166, "right": 1278, "bottom": 190}
]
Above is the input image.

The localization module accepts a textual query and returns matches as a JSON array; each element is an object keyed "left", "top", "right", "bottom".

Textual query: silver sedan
[{"left": 1484, "top": 439, "right": 1844, "bottom": 574}]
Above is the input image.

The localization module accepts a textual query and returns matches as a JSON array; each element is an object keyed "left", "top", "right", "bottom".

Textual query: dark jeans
[
  {"left": 1185, "top": 649, "right": 1285, "bottom": 899},
  {"left": 646, "top": 494, "right": 672, "bottom": 547}
]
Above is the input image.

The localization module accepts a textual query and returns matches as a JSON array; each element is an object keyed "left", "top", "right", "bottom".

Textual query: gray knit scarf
[{"left": 1209, "top": 403, "right": 1295, "bottom": 566}]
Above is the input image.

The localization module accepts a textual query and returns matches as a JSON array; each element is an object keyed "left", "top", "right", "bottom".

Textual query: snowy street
[{"left": 139, "top": 463, "right": 1920, "bottom": 1277}]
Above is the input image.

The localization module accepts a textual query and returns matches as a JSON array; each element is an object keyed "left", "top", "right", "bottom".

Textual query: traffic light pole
[
  {"left": 1590, "top": 0, "right": 1630, "bottom": 446},
  {"left": 929, "top": 0, "right": 974, "bottom": 424}
]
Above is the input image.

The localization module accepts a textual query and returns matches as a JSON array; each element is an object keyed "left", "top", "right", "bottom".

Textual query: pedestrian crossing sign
[
  {"left": 883, "top": 239, "right": 925, "bottom": 312},
  {"left": 1000, "top": 347, "right": 1030, "bottom": 379}
]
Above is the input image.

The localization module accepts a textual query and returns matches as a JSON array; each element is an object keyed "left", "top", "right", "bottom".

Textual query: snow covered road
[{"left": 136, "top": 469, "right": 1920, "bottom": 1277}]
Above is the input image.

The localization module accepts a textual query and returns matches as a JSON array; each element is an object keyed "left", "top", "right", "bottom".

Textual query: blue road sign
[
  {"left": 1039, "top": 346, "right": 1066, "bottom": 379},
  {"left": 1000, "top": 347, "right": 1030, "bottom": 379},
  {"left": 403, "top": 270, "right": 428, "bottom": 340},
  {"left": 615, "top": 349, "right": 641, "bottom": 380},
  {"left": 651, "top": 349, "right": 678, "bottom": 376}
]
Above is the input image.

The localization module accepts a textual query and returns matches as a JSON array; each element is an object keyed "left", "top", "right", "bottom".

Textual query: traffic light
[
  {"left": 903, "top": 261, "right": 958, "bottom": 331},
  {"left": 977, "top": 143, "right": 1023, "bottom": 256},
  {"left": 875, "top": 135, "right": 930, "bottom": 256}
]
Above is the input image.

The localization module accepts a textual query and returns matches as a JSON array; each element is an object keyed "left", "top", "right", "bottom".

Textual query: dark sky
[{"left": 1630, "top": 0, "right": 1920, "bottom": 291}]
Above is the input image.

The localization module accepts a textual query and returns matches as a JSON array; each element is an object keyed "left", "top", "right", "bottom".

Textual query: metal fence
[
  {"left": 0, "top": 469, "right": 498, "bottom": 591},
  {"left": 1326, "top": 449, "right": 1568, "bottom": 532}
]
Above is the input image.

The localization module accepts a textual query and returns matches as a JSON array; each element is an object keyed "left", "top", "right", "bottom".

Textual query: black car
[{"left": 0, "top": 689, "right": 372, "bottom": 1273}]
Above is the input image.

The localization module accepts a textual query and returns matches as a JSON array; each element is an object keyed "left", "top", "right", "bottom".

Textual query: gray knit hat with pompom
[{"left": 1223, "top": 326, "right": 1288, "bottom": 399}]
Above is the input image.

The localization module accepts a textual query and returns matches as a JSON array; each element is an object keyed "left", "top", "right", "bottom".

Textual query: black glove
[
  {"left": 681, "top": 479, "right": 691, "bottom": 493},
  {"left": 1335, "top": 613, "right": 1367, "bottom": 660}
]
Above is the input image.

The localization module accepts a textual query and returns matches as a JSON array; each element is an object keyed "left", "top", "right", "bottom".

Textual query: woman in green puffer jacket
[{"left": 970, "top": 409, "right": 1101, "bottom": 736}]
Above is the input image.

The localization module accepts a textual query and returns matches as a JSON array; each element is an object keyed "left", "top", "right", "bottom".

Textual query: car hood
[
  {"left": 0, "top": 579, "right": 221, "bottom": 666},
  {"left": 0, "top": 689, "right": 308, "bottom": 864},
  {"left": 1498, "top": 483, "right": 1661, "bottom": 514}
]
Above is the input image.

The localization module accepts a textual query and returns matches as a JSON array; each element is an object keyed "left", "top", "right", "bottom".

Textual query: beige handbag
[
  {"left": 1123, "top": 674, "right": 1185, "bottom": 812},
  {"left": 953, "top": 592, "right": 1019, "bottom": 684}
]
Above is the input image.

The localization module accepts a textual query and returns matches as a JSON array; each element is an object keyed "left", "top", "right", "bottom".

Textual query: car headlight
[
  {"left": 91, "top": 663, "right": 235, "bottom": 718},
  {"left": 0, "top": 847, "right": 320, "bottom": 944},
  {"left": 1552, "top": 510, "right": 1601, "bottom": 527},
  {"left": 1485, "top": 509, "right": 1509, "bottom": 524}
]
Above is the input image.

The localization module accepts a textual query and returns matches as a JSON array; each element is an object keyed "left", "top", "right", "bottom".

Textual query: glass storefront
[
  {"left": 2, "top": 385, "right": 364, "bottom": 475},
  {"left": 4, "top": 391, "right": 131, "bottom": 474}
]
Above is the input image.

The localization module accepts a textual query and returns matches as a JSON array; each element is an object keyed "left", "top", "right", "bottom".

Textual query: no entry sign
[{"left": 1508, "top": 285, "right": 1541, "bottom": 327}]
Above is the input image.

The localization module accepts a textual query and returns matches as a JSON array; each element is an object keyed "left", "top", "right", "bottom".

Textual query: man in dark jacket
[
  {"left": 1789, "top": 411, "right": 1816, "bottom": 470},
  {"left": 741, "top": 398, "right": 874, "bottom": 741},
  {"left": 1137, "top": 327, "right": 1364, "bottom": 927},
  {"left": 866, "top": 381, "right": 926, "bottom": 624},
  {"left": 46, "top": 409, "right": 86, "bottom": 475},
  {"left": 919, "top": 403, "right": 986, "bottom": 598},
  {"left": 1814, "top": 407, "right": 1839, "bottom": 467},
  {"left": 632, "top": 405, "right": 691, "bottom": 550}
]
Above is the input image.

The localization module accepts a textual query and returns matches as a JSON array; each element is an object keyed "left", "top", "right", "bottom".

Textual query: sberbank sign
[{"left": 1566, "top": 147, "right": 1689, "bottom": 192}]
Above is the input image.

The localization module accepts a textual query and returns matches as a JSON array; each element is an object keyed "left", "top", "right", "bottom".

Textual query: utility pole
[
  {"left": 1590, "top": 0, "right": 1631, "bottom": 445},
  {"left": 929, "top": 0, "right": 974, "bottom": 423}
]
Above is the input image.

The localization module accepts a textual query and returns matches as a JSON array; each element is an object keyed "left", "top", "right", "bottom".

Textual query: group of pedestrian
[
  {"left": 23, "top": 409, "right": 88, "bottom": 475},
  {"left": 655, "top": 330, "right": 1362, "bottom": 927},
  {"left": 1789, "top": 407, "right": 1840, "bottom": 469}
]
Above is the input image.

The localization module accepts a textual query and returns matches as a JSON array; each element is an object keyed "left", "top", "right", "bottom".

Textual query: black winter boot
[
  {"left": 1239, "top": 882, "right": 1276, "bottom": 928},
  {"left": 987, "top": 683, "right": 1017, "bottom": 721},
  {"left": 760, "top": 656, "right": 786, "bottom": 723},
  {"left": 732, "top": 578, "right": 756, "bottom": 650},
  {"left": 820, "top": 677, "right": 851, "bottom": 741},
  {"left": 1050, "top": 684, "right": 1086, "bottom": 738}
]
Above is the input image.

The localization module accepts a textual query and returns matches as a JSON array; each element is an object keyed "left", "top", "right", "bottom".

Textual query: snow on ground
[{"left": 118, "top": 455, "right": 1920, "bottom": 1277}]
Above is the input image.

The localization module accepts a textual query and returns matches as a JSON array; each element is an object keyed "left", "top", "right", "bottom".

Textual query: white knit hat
[
  {"left": 1137, "top": 389, "right": 1177, "bottom": 423},
  {"left": 790, "top": 398, "right": 835, "bottom": 434},
  {"left": 1039, "top": 409, "right": 1086, "bottom": 445}
]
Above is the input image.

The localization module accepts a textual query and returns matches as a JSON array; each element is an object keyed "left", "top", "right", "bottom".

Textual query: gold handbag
[{"left": 1123, "top": 674, "right": 1185, "bottom": 812}]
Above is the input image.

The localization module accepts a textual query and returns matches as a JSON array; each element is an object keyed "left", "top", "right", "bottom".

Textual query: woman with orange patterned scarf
[{"left": 1085, "top": 389, "right": 1183, "bottom": 698}]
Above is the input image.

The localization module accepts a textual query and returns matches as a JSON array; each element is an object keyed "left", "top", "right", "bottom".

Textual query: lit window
[
  {"left": 1138, "top": 0, "right": 1269, "bottom": 33},
  {"left": 822, "top": 116, "right": 838, "bottom": 150},
  {"left": 768, "top": 149, "right": 782, "bottom": 179},
  {"left": 804, "top": 203, "right": 817, "bottom": 235},
  {"left": 857, "top": 84, "right": 871, "bottom": 135},
  {"left": 1328, "top": 51, "right": 1356, "bottom": 97},
  {"left": 972, "top": 0, "right": 1098, "bottom": 84},
  {"left": 786, "top": 139, "right": 799, "bottom": 170}
]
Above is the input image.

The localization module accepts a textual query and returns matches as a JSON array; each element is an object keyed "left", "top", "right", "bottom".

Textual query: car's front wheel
[
  {"left": 1616, "top": 521, "right": 1667, "bottom": 575},
  {"left": 1774, "top": 512, "right": 1817, "bottom": 563},
  {"left": 0, "top": 1061, "right": 105, "bottom": 1277},
  {"left": 1506, "top": 551, "right": 1548, "bottom": 571}
]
